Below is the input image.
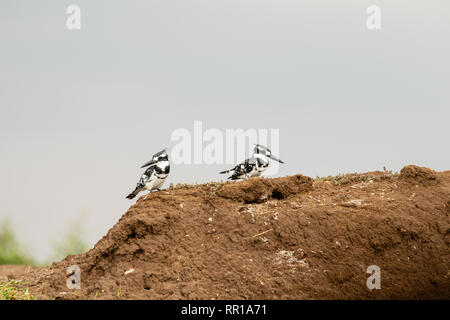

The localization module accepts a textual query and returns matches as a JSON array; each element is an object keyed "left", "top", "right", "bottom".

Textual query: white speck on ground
[
  {"left": 273, "top": 249, "right": 308, "bottom": 269},
  {"left": 123, "top": 268, "right": 135, "bottom": 276},
  {"left": 349, "top": 199, "right": 363, "bottom": 206}
]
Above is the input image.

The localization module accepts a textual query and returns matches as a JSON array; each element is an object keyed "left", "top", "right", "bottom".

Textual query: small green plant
[
  {"left": 208, "top": 181, "right": 224, "bottom": 196},
  {"left": 210, "top": 182, "right": 224, "bottom": 190},
  {"left": 0, "top": 280, "right": 36, "bottom": 300}
]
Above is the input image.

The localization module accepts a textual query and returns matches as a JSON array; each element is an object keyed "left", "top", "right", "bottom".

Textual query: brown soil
[{"left": 2, "top": 165, "right": 449, "bottom": 300}]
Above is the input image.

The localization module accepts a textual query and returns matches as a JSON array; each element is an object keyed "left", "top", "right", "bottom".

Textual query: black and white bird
[
  {"left": 126, "top": 148, "right": 170, "bottom": 200},
  {"left": 220, "top": 144, "right": 284, "bottom": 180}
]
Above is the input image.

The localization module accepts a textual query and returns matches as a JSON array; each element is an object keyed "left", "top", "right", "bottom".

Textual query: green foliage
[
  {"left": 0, "top": 219, "right": 35, "bottom": 266},
  {"left": 0, "top": 217, "right": 90, "bottom": 266},
  {"left": 0, "top": 280, "right": 35, "bottom": 300},
  {"left": 208, "top": 181, "right": 224, "bottom": 197}
]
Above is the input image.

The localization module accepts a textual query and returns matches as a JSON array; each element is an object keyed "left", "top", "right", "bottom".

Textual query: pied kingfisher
[
  {"left": 126, "top": 148, "right": 170, "bottom": 200},
  {"left": 219, "top": 144, "right": 284, "bottom": 180}
]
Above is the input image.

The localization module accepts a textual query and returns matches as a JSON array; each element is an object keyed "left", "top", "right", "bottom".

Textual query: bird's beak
[
  {"left": 141, "top": 159, "right": 157, "bottom": 168},
  {"left": 269, "top": 154, "right": 284, "bottom": 164}
]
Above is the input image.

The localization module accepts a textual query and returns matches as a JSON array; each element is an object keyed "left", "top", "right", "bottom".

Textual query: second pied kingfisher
[{"left": 219, "top": 144, "right": 284, "bottom": 180}]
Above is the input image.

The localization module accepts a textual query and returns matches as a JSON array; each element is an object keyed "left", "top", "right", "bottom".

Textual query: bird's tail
[
  {"left": 126, "top": 190, "right": 137, "bottom": 200},
  {"left": 220, "top": 169, "right": 232, "bottom": 174}
]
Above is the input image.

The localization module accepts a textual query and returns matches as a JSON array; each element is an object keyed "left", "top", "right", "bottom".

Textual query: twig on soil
[{"left": 250, "top": 229, "right": 273, "bottom": 238}]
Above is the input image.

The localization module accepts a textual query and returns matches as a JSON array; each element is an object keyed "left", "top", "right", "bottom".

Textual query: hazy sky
[{"left": 1, "top": 1, "right": 449, "bottom": 261}]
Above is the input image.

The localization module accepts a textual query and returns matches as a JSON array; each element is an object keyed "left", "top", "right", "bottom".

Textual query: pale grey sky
[{"left": 1, "top": 1, "right": 449, "bottom": 261}]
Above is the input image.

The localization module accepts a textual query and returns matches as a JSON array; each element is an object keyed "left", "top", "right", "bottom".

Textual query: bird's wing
[
  {"left": 143, "top": 165, "right": 156, "bottom": 179},
  {"left": 221, "top": 156, "right": 259, "bottom": 178},
  {"left": 219, "top": 164, "right": 238, "bottom": 174},
  {"left": 136, "top": 166, "right": 156, "bottom": 188},
  {"left": 227, "top": 164, "right": 247, "bottom": 180},
  {"left": 224, "top": 159, "right": 251, "bottom": 179},
  {"left": 220, "top": 162, "right": 242, "bottom": 175}
]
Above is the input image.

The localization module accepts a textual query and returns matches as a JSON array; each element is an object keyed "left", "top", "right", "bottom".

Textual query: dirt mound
[
  {"left": 399, "top": 165, "right": 439, "bottom": 186},
  {"left": 217, "top": 174, "right": 313, "bottom": 203},
  {"left": 3, "top": 166, "right": 450, "bottom": 299}
]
